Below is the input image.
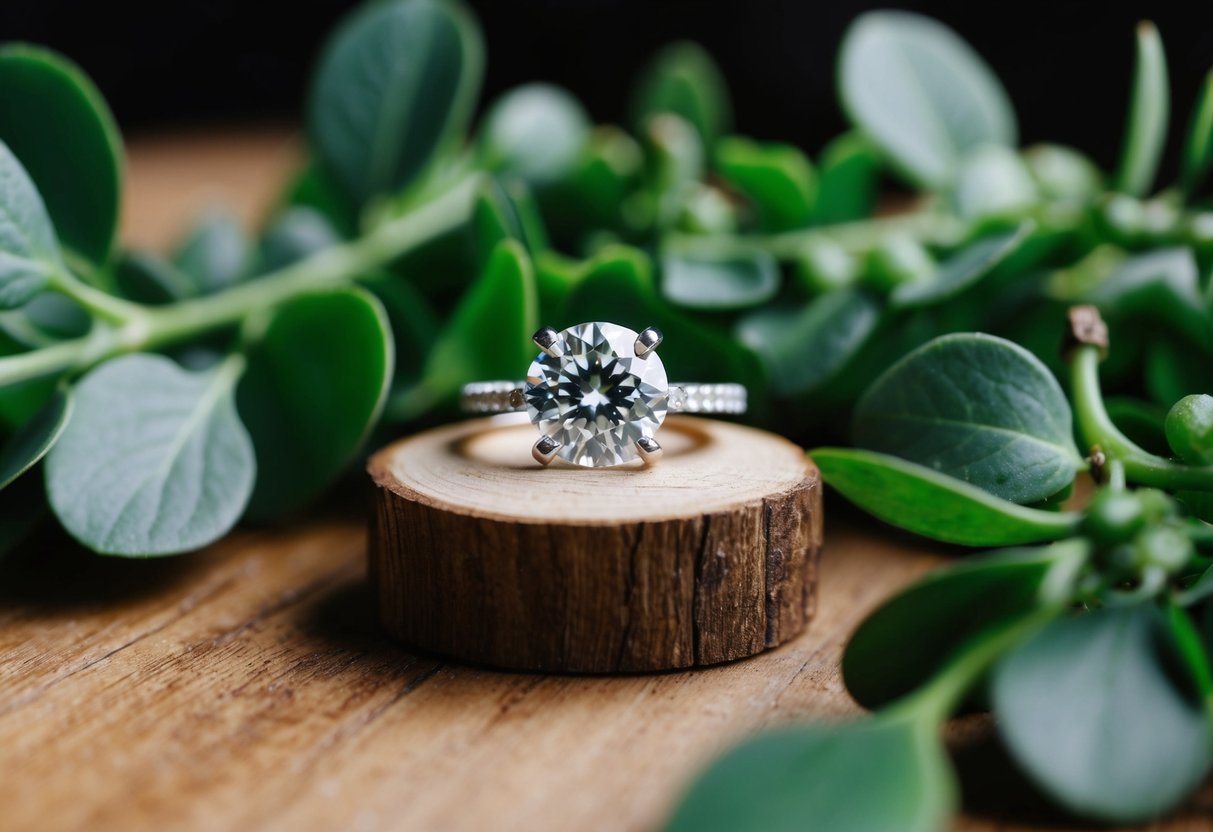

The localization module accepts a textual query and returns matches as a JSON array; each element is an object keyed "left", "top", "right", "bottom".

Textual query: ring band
[{"left": 461, "top": 381, "right": 747, "bottom": 415}]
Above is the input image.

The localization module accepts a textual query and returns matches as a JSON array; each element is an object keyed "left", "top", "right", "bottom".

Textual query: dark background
[{"left": 1, "top": 1, "right": 1210, "bottom": 174}]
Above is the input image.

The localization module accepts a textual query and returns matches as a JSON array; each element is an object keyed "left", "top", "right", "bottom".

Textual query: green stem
[
  {"left": 0, "top": 172, "right": 479, "bottom": 388},
  {"left": 758, "top": 209, "right": 969, "bottom": 259},
  {"left": 1071, "top": 345, "right": 1213, "bottom": 491}
]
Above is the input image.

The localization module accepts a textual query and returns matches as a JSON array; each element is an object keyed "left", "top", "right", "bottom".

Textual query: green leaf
[
  {"left": 993, "top": 605, "right": 1213, "bottom": 823},
  {"left": 631, "top": 41, "right": 732, "bottom": 150},
  {"left": 890, "top": 223, "right": 1033, "bottom": 308},
  {"left": 736, "top": 289, "right": 879, "bottom": 397},
  {"left": 844, "top": 543, "right": 1086, "bottom": 710},
  {"left": 0, "top": 45, "right": 122, "bottom": 266},
  {"left": 644, "top": 114, "right": 705, "bottom": 231},
  {"left": 0, "top": 385, "right": 70, "bottom": 490},
  {"left": 838, "top": 11, "right": 1017, "bottom": 188},
  {"left": 715, "top": 137, "right": 815, "bottom": 231},
  {"left": 280, "top": 160, "right": 358, "bottom": 238},
  {"left": 0, "top": 140, "right": 62, "bottom": 308},
  {"left": 660, "top": 239, "right": 778, "bottom": 310},
  {"left": 812, "top": 448, "right": 1082, "bottom": 546},
  {"left": 408, "top": 239, "right": 538, "bottom": 411},
  {"left": 478, "top": 83, "right": 590, "bottom": 186},
  {"left": 852, "top": 333, "right": 1082, "bottom": 504},
  {"left": 665, "top": 716, "right": 954, "bottom": 832},
  {"left": 949, "top": 145, "right": 1036, "bottom": 220},
  {"left": 563, "top": 245, "right": 761, "bottom": 386},
  {"left": 1181, "top": 71, "right": 1213, "bottom": 197},
  {"left": 114, "top": 250, "right": 196, "bottom": 305},
  {"left": 1023, "top": 144, "right": 1103, "bottom": 202},
  {"left": 1084, "top": 248, "right": 1212, "bottom": 351},
  {"left": 1114, "top": 22, "right": 1169, "bottom": 196},
  {"left": 359, "top": 269, "right": 439, "bottom": 394},
  {"left": 308, "top": 0, "right": 483, "bottom": 205},
  {"left": 811, "top": 132, "right": 880, "bottom": 223},
  {"left": 238, "top": 288, "right": 392, "bottom": 520},
  {"left": 172, "top": 210, "right": 250, "bottom": 295},
  {"left": 45, "top": 354, "right": 254, "bottom": 556},
  {"left": 471, "top": 177, "right": 548, "bottom": 267},
  {"left": 257, "top": 207, "right": 340, "bottom": 272}
]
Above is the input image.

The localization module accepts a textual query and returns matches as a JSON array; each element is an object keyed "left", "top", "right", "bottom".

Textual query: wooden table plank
[{"left": 2, "top": 130, "right": 1209, "bottom": 832}]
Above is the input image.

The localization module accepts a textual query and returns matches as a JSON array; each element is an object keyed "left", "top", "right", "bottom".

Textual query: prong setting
[
  {"left": 634, "top": 326, "right": 663, "bottom": 358},
  {"left": 636, "top": 436, "right": 663, "bottom": 464},
  {"left": 533, "top": 435, "right": 562, "bottom": 465},
  {"left": 533, "top": 325, "right": 563, "bottom": 357}
]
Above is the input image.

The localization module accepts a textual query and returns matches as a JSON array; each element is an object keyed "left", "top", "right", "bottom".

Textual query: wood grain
[
  {"left": 1, "top": 130, "right": 1208, "bottom": 832},
  {"left": 368, "top": 416, "right": 822, "bottom": 671}
]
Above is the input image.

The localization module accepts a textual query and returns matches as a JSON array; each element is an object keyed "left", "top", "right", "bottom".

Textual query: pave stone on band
[{"left": 460, "top": 321, "right": 747, "bottom": 468}]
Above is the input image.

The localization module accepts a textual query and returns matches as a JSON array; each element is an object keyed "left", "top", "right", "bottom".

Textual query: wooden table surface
[{"left": 2, "top": 131, "right": 1210, "bottom": 832}]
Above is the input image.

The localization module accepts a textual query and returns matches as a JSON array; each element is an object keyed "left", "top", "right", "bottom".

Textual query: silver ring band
[{"left": 461, "top": 381, "right": 747, "bottom": 415}]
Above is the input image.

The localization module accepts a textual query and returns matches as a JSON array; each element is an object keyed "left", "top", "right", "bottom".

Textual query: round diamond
[{"left": 524, "top": 322, "right": 669, "bottom": 467}]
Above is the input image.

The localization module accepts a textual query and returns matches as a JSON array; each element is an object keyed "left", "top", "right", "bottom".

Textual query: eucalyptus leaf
[
  {"left": 114, "top": 250, "right": 196, "bottom": 305},
  {"left": 1181, "top": 70, "right": 1213, "bottom": 197},
  {"left": 852, "top": 333, "right": 1082, "bottom": 504},
  {"left": 238, "top": 288, "right": 392, "bottom": 520},
  {"left": 811, "top": 132, "right": 879, "bottom": 224},
  {"left": 0, "top": 45, "right": 121, "bottom": 266},
  {"left": 1114, "top": 22, "right": 1169, "bottom": 197},
  {"left": 257, "top": 207, "right": 340, "bottom": 272},
  {"left": 736, "top": 289, "right": 879, "bottom": 397},
  {"left": 1023, "top": 144, "right": 1103, "bottom": 202},
  {"left": 404, "top": 238, "right": 538, "bottom": 413},
  {"left": 360, "top": 269, "right": 439, "bottom": 395},
  {"left": 812, "top": 448, "right": 1083, "bottom": 546},
  {"left": 173, "top": 210, "right": 250, "bottom": 295},
  {"left": 993, "top": 605, "right": 1213, "bottom": 823},
  {"left": 45, "top": 354, "right": 255, "bottom": 556},
  {"left": 308, "top": 0, "right": 484, "bottom": 204},
  {"left": 844, "top": 543, "right": 1086, "bottom": 710},
  {"left": 890, "top": 222, "right": 1032, "bottom": 308},
  {"left": 0, "top": 140, "right": 63, "bottom": 309},
  {"left": 715, "top": 137, "right": 815, "bottom": 231},
  {"left": 0, "top": 385, "right": 70, "bottom": 490},
  {"left": 665, "top": 716, "right": 954, "bottom": 832},
  {"left": 660, "top": 240, "right": 779, "bottom": 310},
  {"left": 631, "top": 41, "right": 732, "bottom": 149},
  {"left": 479, "top": 83, "right": 590, "bottom": 186},
  {"left": 950, "top": 145, "right": 1036, "bottom": 220},
  {"left": 838, "top": 11, "right": 1017, "bottom": 188}
]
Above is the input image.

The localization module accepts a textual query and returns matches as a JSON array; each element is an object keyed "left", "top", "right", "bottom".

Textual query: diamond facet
[{"left": 524, "top": 322, "right": 669, "bottom": 467}]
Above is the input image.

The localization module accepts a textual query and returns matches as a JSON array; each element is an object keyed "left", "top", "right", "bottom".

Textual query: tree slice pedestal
[{"left": 367, "top": 415, "right": 823, "bottom": 673}]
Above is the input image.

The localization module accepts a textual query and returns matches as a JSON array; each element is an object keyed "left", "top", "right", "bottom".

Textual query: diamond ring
[{"left": 461, "top": 321, "right": 747, "bottom": 468}]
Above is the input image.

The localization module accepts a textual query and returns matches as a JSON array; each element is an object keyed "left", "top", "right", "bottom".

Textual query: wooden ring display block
[{"left": 367, "top": 415, "right": 823, "bottom": 672}]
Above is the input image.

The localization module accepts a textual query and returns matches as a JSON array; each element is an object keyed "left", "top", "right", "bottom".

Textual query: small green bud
[
  {"left": 1166, "top": 394, "right": 1213, "bottom": 465},
  {"left": 863, "top": 233, "right": 935, "bottom": 293},
  {"left": 1132, "top": 523, "right": 1194, "bottom": 573},
  {"left": 794, "top": 237, "right": 858, "bottom": 293},
  {"left": 1083, "top": 488, "right": 1147, "bottom": 547}
]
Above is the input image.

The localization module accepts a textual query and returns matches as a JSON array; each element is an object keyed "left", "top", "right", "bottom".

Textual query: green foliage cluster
[{"left": 3, "top": 3, "right": 1213, "bottom": 826}]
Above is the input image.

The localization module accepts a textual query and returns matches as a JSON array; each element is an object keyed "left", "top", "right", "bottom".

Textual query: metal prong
[
  {"left": 636, "top": 436, "right": 663, "bottom": 464},
  {"left": 533, "top": 326, "right": 563, "bottom": 357},
  {"left": 634, "top": 326, "right": 663, "bottom": 358},
  {"left": 533, "top": 435, "right": 561, "bottom": 465}
]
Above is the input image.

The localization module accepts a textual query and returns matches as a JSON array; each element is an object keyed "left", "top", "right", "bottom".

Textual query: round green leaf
[
  {"left": 257, "top": 207, "right": 340, "bottom": 273},
  {"left": 844, "top": 543, "right": 1086, "bottom": 710},
  {"left": 715, "top": 137, "right": 815, "bottom": 231},
  {"left": 0, "top": 45, "right": 121, "bottom": 266},
  {"left": 238, "top": 288, "right": 392, "bottom": 521},
  {"left": 811, "top": 132, "right": 880, "bottom": 224},
  {"left": 0, "top": 140, "right": 62, "bottom": 309},
  {"left": 665, "top": 717, "right": 954, "bottom": 832},
  {"left": 736, "top": 289, "right": 879, "bottom": 397},
  {"left": 812, "top": 447, "right": 1082, "bottom": 546},
  {"left": 478, "top": 83, "right": 590, "bottom": 186},
  {"left": 949, "top": 144, "right": 1036, "bottom": 220},
  {"left": 0, "top": 385, "right": 70, "bottom": 490},
  {"left": 172, "top": 210, "right": 250, "bottom": 295},
  {"left": 631, "top": 41, "right": 732, "bottom": 150},
  {"left": 993, "top": 605, "right": 1213, "bottom": 823},
  {"left": 660, "top": 240, "right": 778, "bottom": 310},
  {"left": 46, "top": 354, "right": 255, "bottom": 556},
  {"left": 308, "top": 0, "right": 484, "bottom": 205},
  {"left": 838, "top": 11, "right": 1017, "bottom": 188},
  {"left": 853, "top": 333, "right": 1082, "bottom": 504}
]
